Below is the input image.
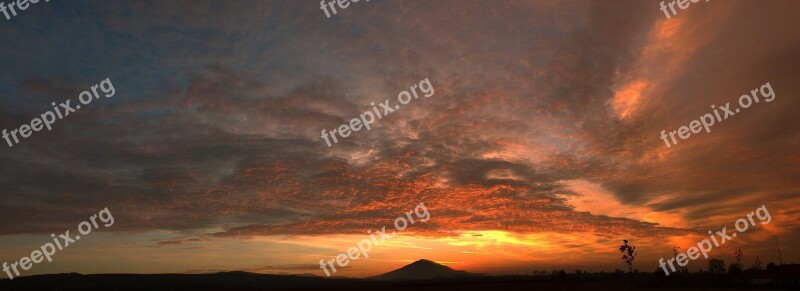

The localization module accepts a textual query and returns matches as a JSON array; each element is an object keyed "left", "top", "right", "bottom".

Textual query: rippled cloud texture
[{"left": 0, "top": 0, "right": 798, "bottom": 277}]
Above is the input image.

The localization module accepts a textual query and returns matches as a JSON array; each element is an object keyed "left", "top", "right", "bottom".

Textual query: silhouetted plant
[
  {"left": 619, "top": 240, "right": 637, "bottom": 273},
  {"left": 766, "top": 262, "right": 777, "bottom": 271},
  {"left": 672, "top": 246, "right": 688, "bottom": 274},
  {"left": 708, "top": 258, "right": 725, "bottom": 275},
  {"left": 734, "top": 248, "right": 743, "bottom": 270},
  {"left": 728, "top": 263, "right": 741, "bottom": 275},
  {"left": 752, "top": 256, "right": 763, "bottom": 271}
]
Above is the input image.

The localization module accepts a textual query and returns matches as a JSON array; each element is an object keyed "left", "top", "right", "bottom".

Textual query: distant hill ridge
[{"left": 371, "top": 259, "right": 478, "bottom": 280}]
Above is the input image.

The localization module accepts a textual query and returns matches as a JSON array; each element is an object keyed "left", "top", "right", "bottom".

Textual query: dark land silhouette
[
  {"left": 371, "top": 259, "right": 477, "bottom": 280},
  {"left": 1, "top": 260, "right": 798, "bottom": 290}
]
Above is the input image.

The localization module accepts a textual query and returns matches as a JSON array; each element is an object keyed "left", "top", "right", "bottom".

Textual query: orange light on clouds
[
  {"left": 563, "top": 179, "right": 688, "bottom": 228},
  {"left": 612, "top": 80, "right": 649, "bottom": 119}
]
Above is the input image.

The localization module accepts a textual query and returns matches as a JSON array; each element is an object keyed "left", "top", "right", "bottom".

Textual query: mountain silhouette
[{"left": 371, "top": 259, "right": 477, "bottom": 280}]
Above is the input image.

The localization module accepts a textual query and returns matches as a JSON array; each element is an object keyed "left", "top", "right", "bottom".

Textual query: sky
[{"left": 0, "top": 0, "right": 798, "bottom": 278}]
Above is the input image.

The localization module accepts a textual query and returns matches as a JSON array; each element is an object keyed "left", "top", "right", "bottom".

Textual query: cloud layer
[{"left": 0, "top": 0, "right": 798, "bottom": 275}]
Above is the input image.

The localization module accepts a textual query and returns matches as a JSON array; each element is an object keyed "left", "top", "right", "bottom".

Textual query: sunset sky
[{"left": 0, "top": 0, "right": 798, "bottom": 278}]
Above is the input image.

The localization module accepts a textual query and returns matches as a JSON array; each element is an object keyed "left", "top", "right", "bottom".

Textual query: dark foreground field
[{"left": 1, "top": 270, "right": 798, "bottom": 291}]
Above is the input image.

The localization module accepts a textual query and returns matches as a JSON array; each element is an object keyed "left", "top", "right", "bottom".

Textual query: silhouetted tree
[
  {"left": 708, "top": 259, "right": 725, "bottom": 275},
  {"left": 673, "top": 246, "right": 688, "bottom": 274},
  {"left": 728, "top": 263, "right": 741, "bottom": 275},
  {"left": 752, "top": 256, "right": 763, "bottom": 271},
  {"left": 619, "top": 240, "right": 637, "bottom": 273},
  {"left": 767, "top": 262, "right": 777, "bottom": 271},
  {"left": 734, "top": 248, "right": 743, "bottom": 270}
]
